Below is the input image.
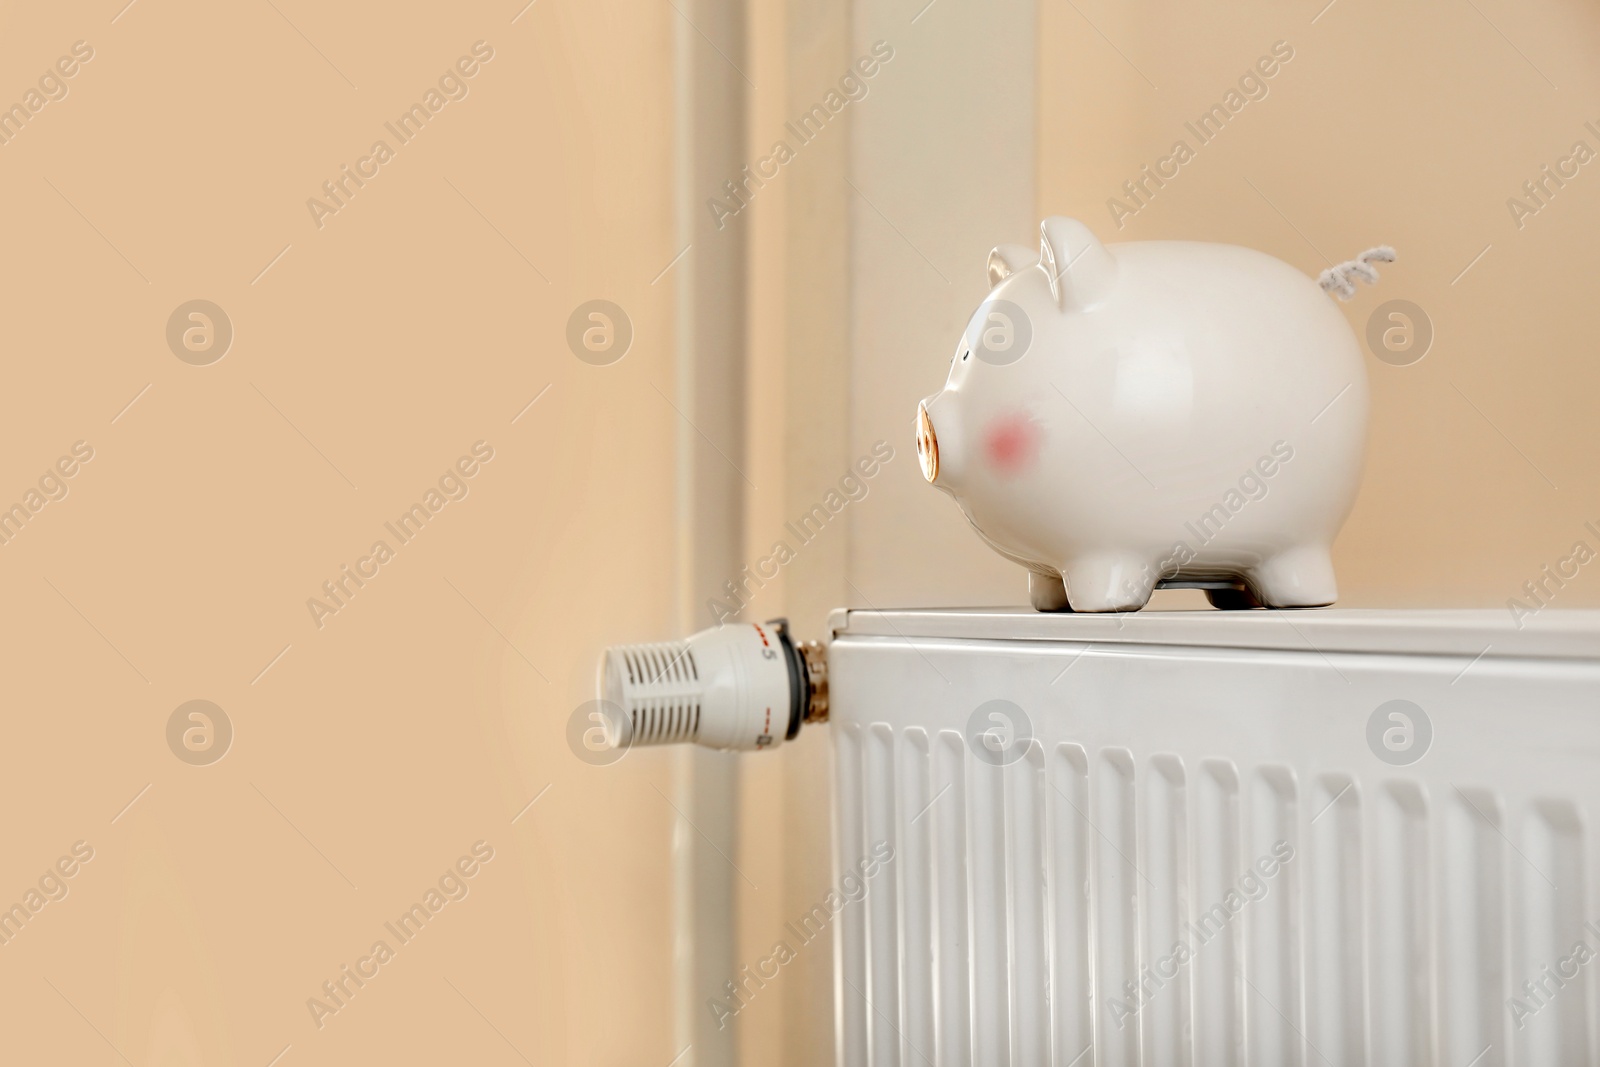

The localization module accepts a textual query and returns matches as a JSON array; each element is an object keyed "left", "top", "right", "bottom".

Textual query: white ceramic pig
[{"left": 915, "top": 217, "right": 1369, "bottom": 612}]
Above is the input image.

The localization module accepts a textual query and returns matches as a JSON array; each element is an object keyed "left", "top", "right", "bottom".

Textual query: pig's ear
[
  {"left": 987, "top": 244, "right": 1037, "bottom": 287},
  {"left": 1039, "top": 217, "right": 1117, "bottom": 310}
]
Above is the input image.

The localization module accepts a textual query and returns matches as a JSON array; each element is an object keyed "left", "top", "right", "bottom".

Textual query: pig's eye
[{"left": 960, "top": 346, "right": 970, "bottom": 362}]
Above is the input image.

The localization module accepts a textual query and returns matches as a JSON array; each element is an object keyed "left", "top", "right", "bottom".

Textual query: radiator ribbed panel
[{"left": 832, "top": 723, "right": 1586, "bottom": 1067}]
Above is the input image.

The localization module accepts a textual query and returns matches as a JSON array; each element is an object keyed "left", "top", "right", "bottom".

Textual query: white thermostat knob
[{"left": 598, "top": 619, "right": 826, "bottom": 753}]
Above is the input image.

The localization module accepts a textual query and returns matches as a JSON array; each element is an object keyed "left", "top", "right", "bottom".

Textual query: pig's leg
[
  {"left": 1028, "top": 570, "right": 1071, "bottom": 612},
  {"left": 1249, "top": 545, "right": 1338, "bottom": 607},
  {"left": 1062, "top": 553, "right": 1158, "bottom": 612}
]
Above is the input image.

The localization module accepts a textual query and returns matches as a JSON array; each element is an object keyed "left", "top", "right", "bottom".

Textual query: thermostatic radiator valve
[{"left": 599, "top": 619, "right": 828, "bottom": 752}]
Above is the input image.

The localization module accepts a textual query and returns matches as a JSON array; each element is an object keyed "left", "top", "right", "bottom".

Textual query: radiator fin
[
  {"left": 1048, "top": 744, "right": 1092, "bottom": 1067},
  {"left": 932, "top": 730, "right": 970, "bottom": 1063},
  {"left": 970, "top": 741, "right": 1010, "bottom": 1064},
  {"left": 898, "top": 728, "right": 936, "bottom": 1064},
  {"left": 865, "top": 724, "right": 901, "bottom": 1067},
  {"left": 1246, "top": 766, "right": 1301, "bottom": 1065},
  {"left": 1141, "top": 753, "right": 1190, "bottom": 1067},
  {"left": 1096, "top": 748, "right": 1140, "bottom": 1067},
  {"left": 1193, "top": 760, "right": 1243, "bottom": 1065},
  {"left": 1370, "top": 781, "right": 1430, "bottom": 1067},
  {"left": 1307, "top": 772, "right": 1365, "bottom": 1065},
  {"left": 1006, "top": 742, "right": 1048, "bottom": 1066},
  {"left": 1440, "top": 786, "right": 1503, "bottom": 1067},
  {"left": 1514, "top": 799, "right": 1587, "bottom": 1067}
]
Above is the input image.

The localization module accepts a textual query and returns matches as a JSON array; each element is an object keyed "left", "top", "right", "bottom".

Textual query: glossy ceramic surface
[{"left": 918, "top": 217, "right": 1368, "bottom": 612}]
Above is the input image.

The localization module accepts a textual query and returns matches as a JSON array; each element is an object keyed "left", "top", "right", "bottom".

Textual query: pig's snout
[
  {"left": 917, "top": 394, "right": 964, "bottom": 490},
  {"left": 916, "top": 401, "right": 940, "bottom": 483}
]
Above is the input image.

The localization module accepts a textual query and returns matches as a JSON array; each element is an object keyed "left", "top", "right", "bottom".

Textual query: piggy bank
[{"left": 914, "top": 217, "right": 1369, "bottom": 612}]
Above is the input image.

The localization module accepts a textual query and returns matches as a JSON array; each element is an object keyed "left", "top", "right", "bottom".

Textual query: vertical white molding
[
  {"left": 671, "top": 0, "right": 1037, "bottom": 1058},
  {"left": 839, "top": 0, "right": 1036, "bottom": 1060},
  {"left": 672, "top": 0, "right": 747, "bottom": 1065},
  {"left": 849, "top": 0, "right": 1038, "bottom": 608}
]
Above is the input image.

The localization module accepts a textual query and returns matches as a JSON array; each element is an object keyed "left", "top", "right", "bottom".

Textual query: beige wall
[
  {"left": 0, "top": 1, "right": 687, "bottom": 1064},
  {"left": 11, "top": 0, "right": 1598, "bottom": 1064},
  {"left": 1037, "top": 0, "right": 1600, "bottom": 609}
]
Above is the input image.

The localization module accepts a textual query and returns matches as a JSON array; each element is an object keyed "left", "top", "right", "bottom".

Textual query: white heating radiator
[{"left": 826, "top": 608, "right": 1600, "bottom": 1067}]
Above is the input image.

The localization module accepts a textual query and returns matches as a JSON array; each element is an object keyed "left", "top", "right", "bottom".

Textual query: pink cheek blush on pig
[{"left": 981, "top": 412, "right": 1041, "bottom": 476}]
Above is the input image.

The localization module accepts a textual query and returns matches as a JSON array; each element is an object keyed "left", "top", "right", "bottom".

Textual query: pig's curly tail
[{"left": 1318, "top": 246, "right": 1395, "bottom": 300}]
